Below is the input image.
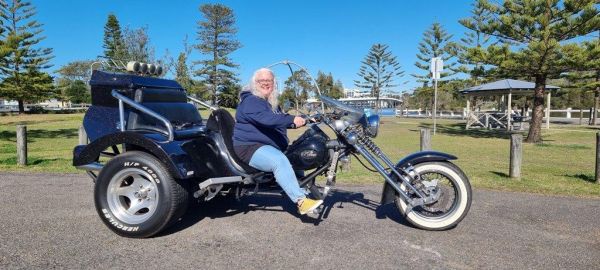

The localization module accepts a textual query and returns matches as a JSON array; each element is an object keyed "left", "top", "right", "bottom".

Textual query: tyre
[
  {"left": 395, "top": 161, "right": 472, "bottom": 230},
  {"left": 94, "top": 151, "right": 189, "bottom": 238}
]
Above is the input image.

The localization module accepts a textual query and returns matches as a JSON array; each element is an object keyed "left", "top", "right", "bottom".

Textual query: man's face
[{"left": 255, "top": 70, "right": 274, "bottom": 98}]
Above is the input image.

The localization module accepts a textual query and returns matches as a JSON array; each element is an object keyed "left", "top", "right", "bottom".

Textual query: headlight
[{"left": 365, "top": 114, "right": 380, "bottom": 137}]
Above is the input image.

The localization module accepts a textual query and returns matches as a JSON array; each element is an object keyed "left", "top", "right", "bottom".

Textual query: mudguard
[
  {"left": 380, "top": 151, "right": 457, "bottom": 205},
  {"left": 73, "top": 131, "right": 193, "bottom": 179}
]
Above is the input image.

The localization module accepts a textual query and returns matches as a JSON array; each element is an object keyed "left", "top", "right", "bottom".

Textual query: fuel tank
[{"left": 285, "top": 125, "right": 330, "bottom": 170}]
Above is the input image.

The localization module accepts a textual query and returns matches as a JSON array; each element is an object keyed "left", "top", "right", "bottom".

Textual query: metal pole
[{"left": 433, "top": 77, "right": 437, "bottom": 135}]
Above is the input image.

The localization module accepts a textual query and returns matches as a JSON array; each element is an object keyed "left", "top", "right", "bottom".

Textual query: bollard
[
  {"left": 16, "top": 125, "right": 27, "bottom": 166},
  {"left": 510, "top": 134, "right": 522, "bottom": 179},
  {"left": 420, "top": 128, "right": 431, "bottom": 151},
  {"left": 596, "top": 132, "right": 600, "bottom": 184},
  {"left": 78, "top": 125, "right": 88, "bottom": 145}
]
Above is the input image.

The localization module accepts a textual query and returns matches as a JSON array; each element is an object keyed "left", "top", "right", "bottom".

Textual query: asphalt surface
[{"left": 0, "top": 172, "right": 599, "bottom": 269}]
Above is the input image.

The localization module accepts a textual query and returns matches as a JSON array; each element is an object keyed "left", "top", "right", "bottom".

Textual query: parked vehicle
[{"left": 73, "top": 60, "right": 472, "bottom": 238}]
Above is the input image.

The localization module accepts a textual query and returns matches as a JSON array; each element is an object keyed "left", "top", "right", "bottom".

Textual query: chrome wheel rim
[{"left": 107, "top": 168, "right": 159, "bottom": 224}]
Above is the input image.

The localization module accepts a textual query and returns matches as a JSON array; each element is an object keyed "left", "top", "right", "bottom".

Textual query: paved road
[{"left": 1, "top": 173, "right": 599, "bottom": 269}]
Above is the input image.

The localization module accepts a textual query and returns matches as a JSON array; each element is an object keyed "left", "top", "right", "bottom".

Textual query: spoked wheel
[
  {"left": 94, "top": 151, "right": 189, "bottom": 238},
  {"left": 395, "top": 161, "right": 472, "bottom": 230}
]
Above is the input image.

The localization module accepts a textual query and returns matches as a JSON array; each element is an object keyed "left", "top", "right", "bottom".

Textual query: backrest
[
  {"left": 127, "top": 88, "right": 202, "bottom": 134},
  {"left": 206, "top": 109, "right": 256, "bottom": 173}
]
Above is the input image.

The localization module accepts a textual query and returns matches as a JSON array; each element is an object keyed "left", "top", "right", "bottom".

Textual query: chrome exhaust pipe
[
  {"left": 77, "top": 162, "right": 103, "bottom": 183},
  {"left": 76, "top": 162, "right": 103, "bottom": 171}
]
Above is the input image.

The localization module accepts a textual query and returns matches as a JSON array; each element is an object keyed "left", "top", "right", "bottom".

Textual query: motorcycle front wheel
[{"left": 395, "top": 161, "right": 472, "bottom": 230}]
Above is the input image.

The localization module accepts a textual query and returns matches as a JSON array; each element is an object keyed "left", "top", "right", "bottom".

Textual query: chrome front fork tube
[{"left": 353, "top": 144, "right": 426, "bottom": 206}]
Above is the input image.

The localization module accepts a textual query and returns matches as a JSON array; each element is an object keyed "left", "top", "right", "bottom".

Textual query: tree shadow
[
  {"left": 413, "top": 122, "right": 515, "bottom": 140},
  {"left": 0, "top": 156, "right": 62, "bottom": 165},
  {"left": 0, "top": 128, "right": 78, "bottom": 142},
  {"left": 564, "top": 173, "right": 596, "bottom": 183},
  {"left": 491, "top": 171, "right": 510, "bottom": 178},
  {"left": 160, "top": 188, "right": 411, "bottom": 237}
]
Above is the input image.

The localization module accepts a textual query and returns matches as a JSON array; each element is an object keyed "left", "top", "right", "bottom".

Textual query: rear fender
[
  {"left": 72, "top": 131, "right": 187, "bottom": 179},
  {"left": 380, "top": 151, "right": 457, "bottom": 205}
]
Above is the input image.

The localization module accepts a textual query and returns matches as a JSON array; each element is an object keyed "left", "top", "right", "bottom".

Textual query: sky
[{"left": 33, "top": 0, "right": 477, "bottom": 93}]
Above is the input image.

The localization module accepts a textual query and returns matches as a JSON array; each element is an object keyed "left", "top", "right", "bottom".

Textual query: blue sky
[{"left": 34, "top": 0, "right": 476, "bottom": 93}]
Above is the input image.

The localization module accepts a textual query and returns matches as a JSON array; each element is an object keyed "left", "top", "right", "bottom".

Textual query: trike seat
[{"left": 127, "top": 88, "right": 205, "bottom": 139}]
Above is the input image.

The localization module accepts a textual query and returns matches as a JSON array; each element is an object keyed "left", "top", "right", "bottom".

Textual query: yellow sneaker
[{"left": 298, "top": 198, "right": 323, "bottom": 215}]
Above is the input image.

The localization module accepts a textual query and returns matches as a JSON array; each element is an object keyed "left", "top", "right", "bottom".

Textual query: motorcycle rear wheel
[{"left": 395, "top": 161, "right": 471, "bottom": 230}]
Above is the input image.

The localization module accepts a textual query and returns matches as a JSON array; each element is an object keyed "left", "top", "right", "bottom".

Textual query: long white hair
[{"left": 247, "top": 68, "right": 279, "bottom": 110}]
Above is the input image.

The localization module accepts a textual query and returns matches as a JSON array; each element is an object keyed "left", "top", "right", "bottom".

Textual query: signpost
[{"left": 430, "top": 57, "right": 443, "bottom": 135}]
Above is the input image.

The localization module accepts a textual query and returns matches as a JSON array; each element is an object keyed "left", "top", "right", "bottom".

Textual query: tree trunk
[
  {"left": 18, "top": 99, "right": 25, "bottom": 114},
  {"left": 595, "top": 70, "right": 600, "bottom": 125},
  {"left": 593, "top": 90, "right": 599, "bottom": 125},
  {"left": 525, "top": 75, "right": 545, "bottom": 143}
]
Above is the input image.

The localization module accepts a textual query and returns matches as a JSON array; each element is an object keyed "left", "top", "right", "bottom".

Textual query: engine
[{"left": 285, "top": 125, "right": 330, "bottom": 170}]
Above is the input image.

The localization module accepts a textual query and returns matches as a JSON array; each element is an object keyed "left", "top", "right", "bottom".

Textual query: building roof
[{"left": 460, "top": 79, "right": 560, "bottom": 96}]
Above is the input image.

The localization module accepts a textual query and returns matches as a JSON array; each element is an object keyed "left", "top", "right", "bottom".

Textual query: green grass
[{"left": 1, "top": 113, "right": 600, "bottom": 197}]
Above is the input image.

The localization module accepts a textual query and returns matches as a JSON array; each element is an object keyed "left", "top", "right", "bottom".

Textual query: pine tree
[
  {"left": 561, "top": 35, "right": 600, "bottom": 124},
  {"left": 0, "top": 0, "right": 54, "bottom": 113},
  {"left": 464, "top": 0, "right": 599, "bottom": 143},
  {"left": 194, "top": 4, "right": 241, "bottom": 104},
  {"left": 412, "top": 23, "right": 458, "bottom": 84},
  {"left": 354, "top": 43, "right": 404, "bottom": 110},
  {"left": 175, "top": 38, "right": 205, "bottom": 97},
  {"left": 103, "top": 14, "right": 126, "bottom": 60},
  {"left": 217, "top": 79, "right": 241, "bottom": 108},
  {"left": 458, "top": 1, "right": 494, "bottom": 83}
]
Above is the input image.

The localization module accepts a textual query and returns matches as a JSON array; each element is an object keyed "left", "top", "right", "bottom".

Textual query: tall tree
[
  {"left": 102, "top": 14, "right": 126, "bottom": 60},
  {"left": 412, "top": 23, "right": 458, "bottom": 85},
  {"left": 463, "top": 0, "right": 599, "bottom": 143},
  {"left": 458, "top": 1, "right": 495, "bottom": 83},
  {"left": 55, "top": 60, "right": 94, "bottom": 105},
  {"left": 194, "top": 3, "right": 241, "bottom": 104},
  {"left": 283, "top": 70, "right": 314, "bottom": 111},
  {"left": 217, "top": 79, "right": 241, "bottom": 108},
  {"left": 354, "top": 43, "right": 404, "bottom": 110},
  {"left": 175, "top": 37, "right": 205, "bottom": 97},
  {"left": 561, "top": 36, "right": 600, "bottom": 124},
  {"left": 316, "top": 71, "right": 344, "bottom": 98},
  {"left": 123, "top": 25, "right": 154, "bottom": 63},
  {"left": 0, "top": 0, "right": 54, "bottom": 113}
]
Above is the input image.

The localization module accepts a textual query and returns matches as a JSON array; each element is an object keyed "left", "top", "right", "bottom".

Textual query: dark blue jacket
[{"left": 233, "top": 91, "right": 295, "bottom": 151}]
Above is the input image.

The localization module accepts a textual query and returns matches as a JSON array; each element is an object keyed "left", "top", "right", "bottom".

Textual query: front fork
[{"left": 348, "top": 132, "right": 434, "bottom": 208}]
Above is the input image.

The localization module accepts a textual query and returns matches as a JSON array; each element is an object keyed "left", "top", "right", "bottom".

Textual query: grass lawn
[{"left": 1, "top": 112, "right": 599, "bottom": 197}]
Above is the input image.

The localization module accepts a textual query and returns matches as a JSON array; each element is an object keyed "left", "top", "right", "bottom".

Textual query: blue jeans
[{"left": 248, "top": 145, "right": 306, "bottom": 203}]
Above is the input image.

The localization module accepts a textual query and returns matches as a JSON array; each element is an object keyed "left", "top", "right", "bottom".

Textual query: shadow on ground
[
  {"left": 0, "top": 128, "right": 78, "bottom": 142},
  {"left": 409, "top": 122, "right": 515, "bottom": 140},
  {"left": 564, "top": 173, "right": 597, "bottom": 183},
  {"left": 160, "top": 188, "right": 411, "bottom": 237}
]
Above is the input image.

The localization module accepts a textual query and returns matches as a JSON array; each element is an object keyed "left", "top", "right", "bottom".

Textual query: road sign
[{"left": 430, "top": 57, "right": 443, "bottom": 80}]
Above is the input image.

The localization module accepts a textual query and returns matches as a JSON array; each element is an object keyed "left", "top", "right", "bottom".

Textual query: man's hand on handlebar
[{"left": 293, "top": 116, "right": 306, "bottom": 128}]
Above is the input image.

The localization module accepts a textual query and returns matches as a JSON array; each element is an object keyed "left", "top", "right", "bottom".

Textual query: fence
[{"left": 396, "top": 107, "right": 598, "bottom": 120}]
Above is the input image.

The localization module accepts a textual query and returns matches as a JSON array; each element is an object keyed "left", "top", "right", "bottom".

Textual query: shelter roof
[{"left": 460, "top": 79, "right": 560, "bottom": 96}]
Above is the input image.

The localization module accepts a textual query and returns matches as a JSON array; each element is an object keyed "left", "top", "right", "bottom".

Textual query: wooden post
[
  {"left": 510, "top": 134, "right": 522, "bottom": 179},
  {"left": 78, "top": 126, "right": 88, "bottom": 145},
  {"left": 596, "top": 132, "right": 600, "bottom": 184},
  {"left": 16, "top": 125, "right": 27, "bottom": 166},
  {"left": 420, "top": 128, "right": 431, "bottom": 151}
]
